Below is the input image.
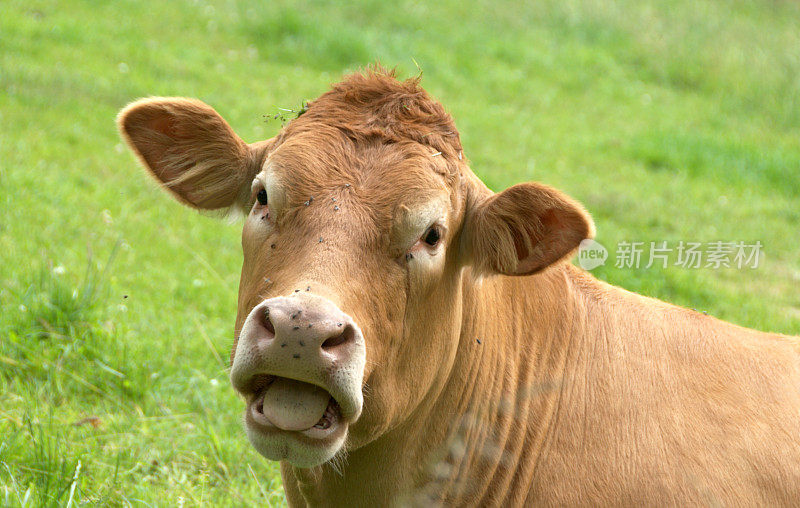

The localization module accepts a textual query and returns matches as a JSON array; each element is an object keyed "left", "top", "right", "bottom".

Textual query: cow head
[{"left": 118, "top": 70, "right": 593, "bottom": 468}]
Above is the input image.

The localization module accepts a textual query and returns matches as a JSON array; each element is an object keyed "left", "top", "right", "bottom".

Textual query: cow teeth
[
  {"left": 313, "top": 413, "right": 331, "bottom": 429},
  {"left": 313, "top": 398, "right": 338, "bottom": 429}
]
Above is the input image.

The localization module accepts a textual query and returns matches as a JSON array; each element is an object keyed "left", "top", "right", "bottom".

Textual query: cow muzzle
[{"left": 230, "top": 294, "right": 366, "bottom": 467}]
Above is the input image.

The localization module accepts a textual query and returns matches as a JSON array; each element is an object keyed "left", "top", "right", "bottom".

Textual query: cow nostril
[
  {"left": 322, "top": 324, "right": 354, "bottom": 350},
  {"left": 261, "top": 307, "right": 275, "bottom": 338},
  {"left": 262, "top": 307, "right": 276, "bottom": 337}
]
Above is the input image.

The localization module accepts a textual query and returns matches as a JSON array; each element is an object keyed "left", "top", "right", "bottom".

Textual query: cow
[{"left": 118, "top": 68, "right": 800, "bottom": 506}]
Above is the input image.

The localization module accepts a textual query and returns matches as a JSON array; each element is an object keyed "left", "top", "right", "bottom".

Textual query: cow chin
[
  {"left": 241, "top": 378, "right": 359, "bottom": 467},
  {"left": 244, "top": 415, "right": 349, "bottom": 468}
]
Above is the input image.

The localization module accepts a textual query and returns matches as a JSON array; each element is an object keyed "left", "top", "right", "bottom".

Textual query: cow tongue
[{"left": 261, "top": 378, "right": 330, "bottom": 431}]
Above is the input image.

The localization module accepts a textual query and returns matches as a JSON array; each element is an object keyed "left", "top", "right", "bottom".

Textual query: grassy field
[{"left": 1, "top": 0, "right": 799, "bottom": 505}]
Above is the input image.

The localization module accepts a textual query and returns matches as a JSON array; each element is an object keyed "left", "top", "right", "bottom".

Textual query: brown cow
[{"left": 118, "top": 69, "right": 800, "bottom": 506}]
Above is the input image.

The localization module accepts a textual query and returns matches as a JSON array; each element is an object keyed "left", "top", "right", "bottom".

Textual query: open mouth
[{"left": 246, "top": 376, "right": 343, "bottom": 439}]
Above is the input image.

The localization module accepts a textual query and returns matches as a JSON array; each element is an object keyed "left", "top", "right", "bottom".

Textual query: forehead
[{"left": 267, "top": 130, "right": 455, "bottom": 208}]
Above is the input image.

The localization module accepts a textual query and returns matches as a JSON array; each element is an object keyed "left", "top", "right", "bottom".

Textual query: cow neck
[
  {"left": 404, "top": 262, "right": 589, "bottom": 504},
  {"left": 282, "top": 263, "right": 589, "bottom": 506}
]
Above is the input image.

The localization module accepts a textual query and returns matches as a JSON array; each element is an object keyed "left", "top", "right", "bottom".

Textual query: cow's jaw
[
  {"left": 244, "top": 380, "right": 350, "bottom": 467},
  {"left": 230, "top": 294, "right": 366, "bottom": 467}
]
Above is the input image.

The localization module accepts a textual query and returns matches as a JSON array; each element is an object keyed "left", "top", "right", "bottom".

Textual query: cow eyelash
[
  {"left": 401, "top": 224, "right": 444, "bottom": 263},
  {"left": 256, "top": 188, "right": 268, "bottom": 206},
  {"left": 250, "top": 183, "right": 272, "bottom": 222},
  {"left": 422, "top": 225, "right": 442, "bottom": 247}
]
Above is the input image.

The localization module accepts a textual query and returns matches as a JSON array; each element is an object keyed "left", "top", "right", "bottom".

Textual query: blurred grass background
[{"left": 1, "top": 0, "right": 799, "bottom": 505}]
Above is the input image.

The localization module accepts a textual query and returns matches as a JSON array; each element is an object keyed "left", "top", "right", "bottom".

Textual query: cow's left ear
[
  {"left": 463, "top": 182, "right": 595, "bottom": 276},
  {"left": 117, "top": 97, "right": 271, "bottom": 213}
]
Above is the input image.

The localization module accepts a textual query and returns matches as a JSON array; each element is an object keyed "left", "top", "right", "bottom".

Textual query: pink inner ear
[
  {"left": 149, "top": 116, "right": 176, "bottom": 138},
  {"left": 511, "top": 211, "right": 563, "bottom": 265},
  {"left": 513, "top": 208, "right": 580, "bottom": 275},
  {"left": 541, "top": 209, "right": 564, "bottom": 231}
]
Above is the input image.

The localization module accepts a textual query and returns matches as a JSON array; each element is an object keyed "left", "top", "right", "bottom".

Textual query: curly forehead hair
[{"left": 281, "top": 66, "right": 464, "bottom": 163}]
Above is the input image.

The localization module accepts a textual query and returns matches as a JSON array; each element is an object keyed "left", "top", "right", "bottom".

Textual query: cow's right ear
[
  {"left": 462, "top": 182, "right": 595, "bottom": 276},
  {"left": 117, "top": 98, "right": 270, "bottom": 212}
]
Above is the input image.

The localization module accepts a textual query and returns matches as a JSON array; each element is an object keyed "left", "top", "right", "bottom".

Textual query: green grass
[{"left": 1, "top": 0, "right": 799, "bottom": 504}]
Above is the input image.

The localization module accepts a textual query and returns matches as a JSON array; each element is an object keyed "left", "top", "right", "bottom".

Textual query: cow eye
[
  {"left": 256, "top": 189, "right": 268, "bottom": 206},
  {"left": 422, "top": 226, "right": 441, "bottom": 246}
]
